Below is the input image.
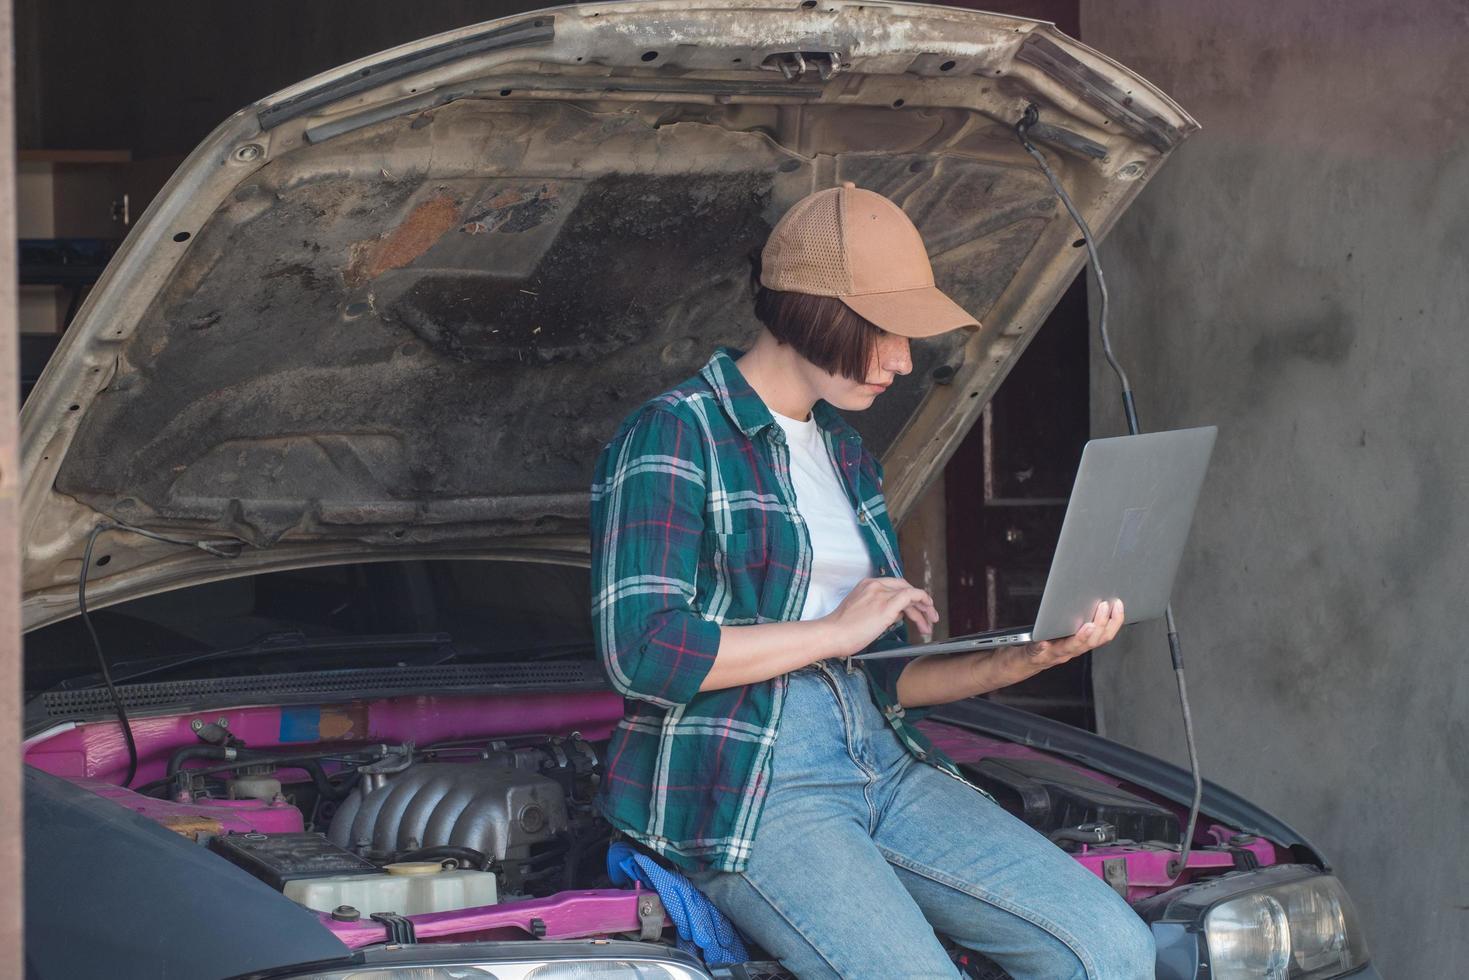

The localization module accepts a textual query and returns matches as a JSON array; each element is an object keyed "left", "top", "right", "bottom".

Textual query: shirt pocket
[{"left": 698, "top": 527, "right": 770, "bottom": 623}]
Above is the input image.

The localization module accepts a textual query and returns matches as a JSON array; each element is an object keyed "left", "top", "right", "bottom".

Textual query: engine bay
[
  {"left": 194, "top": 733, "right": 613, "bottom": 916},
  {"left": 23, "top": 689, "right": 1292, "bottom": 954}
]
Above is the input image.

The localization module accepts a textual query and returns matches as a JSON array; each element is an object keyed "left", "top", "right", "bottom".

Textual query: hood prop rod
[
  {"left": 1015, "top": 103, "right": 1203, "bottom": 880},
  {"left": 77, "top": 520, "right": 246, "bottom": 788}
]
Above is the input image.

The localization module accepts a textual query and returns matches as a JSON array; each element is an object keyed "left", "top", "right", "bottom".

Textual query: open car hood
[{"left": 20, "top": 0, "right": 1196, "bottom": 629}]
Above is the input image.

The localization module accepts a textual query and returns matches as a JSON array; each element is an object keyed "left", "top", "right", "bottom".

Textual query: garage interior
[{"left": 7, "top": 1, "right": 1466, "bottom": 977}]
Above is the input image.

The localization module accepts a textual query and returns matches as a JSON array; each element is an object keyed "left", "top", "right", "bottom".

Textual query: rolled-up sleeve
[{"left": 590, "top": 405, "right": 721, "bottom": 708}]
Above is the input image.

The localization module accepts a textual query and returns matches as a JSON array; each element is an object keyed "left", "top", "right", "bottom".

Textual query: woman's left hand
[
  {"left": 1006, "top": 598, "right": 1126, "bottom": 678},
  {"left": 898, "top": 599, "right": 1126, "bottom": 709}
]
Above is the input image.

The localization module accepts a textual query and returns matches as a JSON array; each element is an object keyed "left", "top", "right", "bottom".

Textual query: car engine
[
  {"left": 326, "top": 740, "right": 599, "bottom": 893},
  {"left": 168, "top": 732, "right": 609, "bottom": 913}
]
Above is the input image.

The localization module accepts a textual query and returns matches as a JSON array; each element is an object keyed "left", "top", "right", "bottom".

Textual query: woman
[{"left": 590, "top": 183, "right": 1155, "bottom": 979}]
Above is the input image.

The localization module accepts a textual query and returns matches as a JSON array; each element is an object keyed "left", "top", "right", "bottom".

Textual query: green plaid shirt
[{"left": 590, "top": 347, "right": 962, "bottom": 873}]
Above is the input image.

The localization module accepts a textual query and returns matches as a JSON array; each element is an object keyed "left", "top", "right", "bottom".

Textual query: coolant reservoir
[{"left": 284, "top": 861, "right": 498, "bottom": 916}]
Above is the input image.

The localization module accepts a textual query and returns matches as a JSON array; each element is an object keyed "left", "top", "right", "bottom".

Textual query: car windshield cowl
[
  {"left": 38, "top": 632, "right": 607, "bottom": 699},
  {"left": 47, "top": 630, "right": 461, "bottom": 693}
]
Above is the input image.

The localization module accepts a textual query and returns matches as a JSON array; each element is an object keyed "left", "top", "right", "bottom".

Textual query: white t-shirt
[{"left": 772, "top": 410, "right": 876, "bottom": 621}]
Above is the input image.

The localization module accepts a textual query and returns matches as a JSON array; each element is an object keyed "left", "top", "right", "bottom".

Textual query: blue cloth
[{"left": 606, "top": 841, "right": 749, "bottom": 965}]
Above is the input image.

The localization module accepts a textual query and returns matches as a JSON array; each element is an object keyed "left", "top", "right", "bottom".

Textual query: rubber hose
[
  {"left": 163, "top": 745, "right": 358, "bottom": 800},
  {"left": 394, "top": 845, "right": 494, "bottom": 871}
]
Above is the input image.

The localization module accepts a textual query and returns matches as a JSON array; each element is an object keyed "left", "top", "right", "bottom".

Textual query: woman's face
[{"left": 811, "top": 329, "right": 913, "bottom": 411}]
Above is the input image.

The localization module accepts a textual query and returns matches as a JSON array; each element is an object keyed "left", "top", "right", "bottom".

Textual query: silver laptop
[{"left": 855, "top": 426, "right": 1217, "bottom": 660}]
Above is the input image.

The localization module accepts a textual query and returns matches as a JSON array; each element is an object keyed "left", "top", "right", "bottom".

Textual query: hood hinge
[{"left": 761, "top": 50, "right": 842, "bottom": 81}]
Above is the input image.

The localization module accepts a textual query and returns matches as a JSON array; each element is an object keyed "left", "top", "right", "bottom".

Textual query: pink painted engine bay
[{"left": 24, "top": 690, "right": 1287, "bottom": 950}]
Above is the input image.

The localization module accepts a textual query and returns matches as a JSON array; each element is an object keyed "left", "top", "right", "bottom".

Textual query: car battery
[{"left": 209, "top": 831, "right": 382, "bottom": 891}]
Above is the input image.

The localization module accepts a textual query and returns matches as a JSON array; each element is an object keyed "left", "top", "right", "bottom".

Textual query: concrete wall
[{"left": 1080, "top": 2, "right": 1468, "bottom": 976}]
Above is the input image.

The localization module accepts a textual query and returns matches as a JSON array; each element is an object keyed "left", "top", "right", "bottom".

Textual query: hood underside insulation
[{"left": 58, "top": 101, "right": 1050, "bottom": 546}]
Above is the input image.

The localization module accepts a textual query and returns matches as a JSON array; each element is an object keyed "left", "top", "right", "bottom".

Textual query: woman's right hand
[{"left": 820, "top": 577, "right": 939, "bottom": 659}]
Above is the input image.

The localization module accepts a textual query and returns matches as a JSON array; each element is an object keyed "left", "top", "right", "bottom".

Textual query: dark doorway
[
  {"left": 945, "top": 277, "right": 1094, "bottom": 731},
  {"left": 935, "top": 0, "right": 1092, "bottom": 731}
]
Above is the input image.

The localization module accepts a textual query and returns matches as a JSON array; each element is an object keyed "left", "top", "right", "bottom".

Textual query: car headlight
[
  {"left": 1139, "top": 865, "right": 1369, "bottom": 980},
  {"left": 276, "top": 942, "right": 713, "bottom": 980},
  {"left": 1205, "top": 874, "right": 1368, "bottom": 979}
]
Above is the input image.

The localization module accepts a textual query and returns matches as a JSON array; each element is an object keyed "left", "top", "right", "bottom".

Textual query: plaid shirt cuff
[{"left": 636, "top": 614, "right": 722, "bottom": 706}]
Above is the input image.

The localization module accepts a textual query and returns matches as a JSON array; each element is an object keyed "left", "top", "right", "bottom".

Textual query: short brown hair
[{"left": 751, "top": 283, "right": 881, "bottom": 383}]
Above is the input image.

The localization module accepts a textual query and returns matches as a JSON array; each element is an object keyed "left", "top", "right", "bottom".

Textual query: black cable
[
  {"left": 394, "top": 846, "right": 494, "bottom": 872},
  {"left": 106, "top": 518, "right": 244, "bottom": 558},
  {"left": 1165, "top": 607, "right": 1203, "bottom": 877},
  {"left": 80, "top": 522, "right": 138, "bottom": 787},
  {"left": 1014, "top": 104, "right": 1139, "bottom": 432},
  {"left": 1015, "top": 104, "right": 1204, "bottom": 880},
  {"left": 76, "top": 520, "right": 246, "bottom": 790}
]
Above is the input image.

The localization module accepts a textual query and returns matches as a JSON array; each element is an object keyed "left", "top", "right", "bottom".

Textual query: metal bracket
[
  {"left": 1101, "top": 858, "right": 1129, "bottom": 899},
  {"left": 760, "top": 50, "right": 841, "bottom": 81},
  {"left": 369, "top": 911, "right": 417, "bottom": 945},
  {"left": 358, "top": 742, "right": 415, "bottom": 793},
  {"left": 1229, "top": 847, "right": 1260, "bottom": 871},
  {"left": 358, "top": 742, "right": 415, "bottom": 776},
  {"left": 636, "top": 892, "right": 666, "bottom": 942}
]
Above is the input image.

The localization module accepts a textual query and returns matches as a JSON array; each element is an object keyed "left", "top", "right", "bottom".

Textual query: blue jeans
[{"left": 688, "top": 664, "right": 1155, "bottom": 979}]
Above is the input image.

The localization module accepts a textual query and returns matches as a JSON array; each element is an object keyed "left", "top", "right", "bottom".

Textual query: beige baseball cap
[{"left": 760, "top": 182, "right": 981, "bottom": 338}]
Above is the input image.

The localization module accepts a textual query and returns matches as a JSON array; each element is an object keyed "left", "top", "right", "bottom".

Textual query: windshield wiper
[{"left": 62, "top": 631, "right": 459, "bottom": 690}]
